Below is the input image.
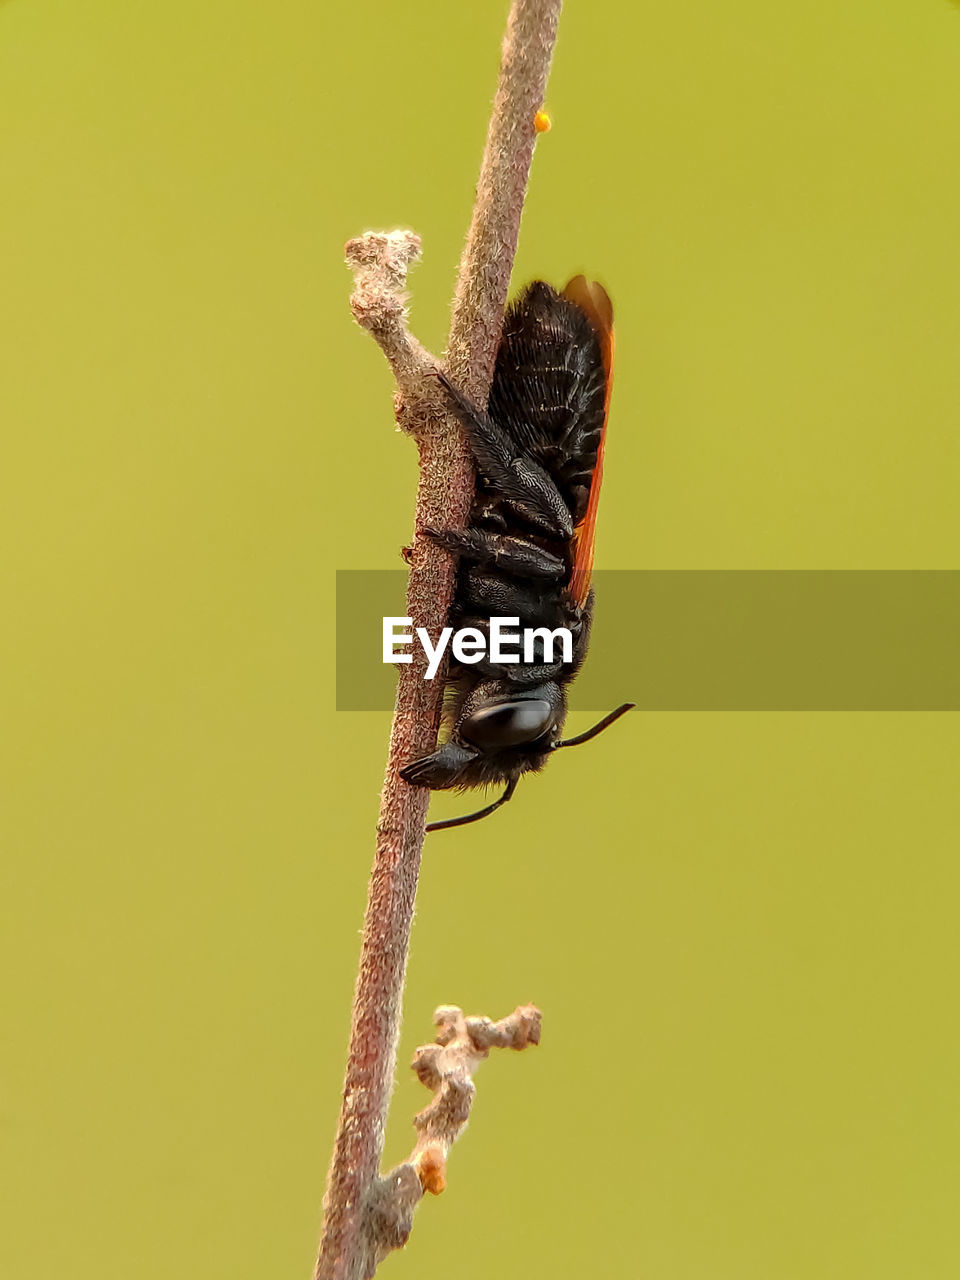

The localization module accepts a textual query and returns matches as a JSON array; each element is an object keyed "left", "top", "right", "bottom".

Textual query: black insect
[{"left": 400, "top": 276, "right": 633, "bottom": 831}]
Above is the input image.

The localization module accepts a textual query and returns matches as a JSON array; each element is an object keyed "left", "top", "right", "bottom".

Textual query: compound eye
[{"left": 460, "top": 699, "right": 554, "bottom": 749}]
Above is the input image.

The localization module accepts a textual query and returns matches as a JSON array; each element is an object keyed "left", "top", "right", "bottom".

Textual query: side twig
[
  {"left": 365, "top": 1005, "right": 543, "bottom": 1272},
  {"left": 315, "top": 3, "right": 562, "bottom": 1278}
]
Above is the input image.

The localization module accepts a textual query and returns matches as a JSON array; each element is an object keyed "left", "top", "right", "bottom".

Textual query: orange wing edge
[{"left": 563, "top": 275, "right": 615, "bottom": 609}]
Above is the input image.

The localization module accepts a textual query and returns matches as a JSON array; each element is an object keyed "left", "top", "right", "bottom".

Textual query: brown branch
[
  {"left": 363, "top": 1005, "right": 543, "bottom": 1272},
  {"left": 407, "top": 1004, "right": 543, "bottom": 1195},
  {"left": 314, "top": 2, "right": 562, "bottom": 1278}
]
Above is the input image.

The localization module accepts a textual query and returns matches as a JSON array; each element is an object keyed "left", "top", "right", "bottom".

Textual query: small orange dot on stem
[
  {"left": 534, "top": 109, "right": 552, "bottom": 133},
  {"left": 417, "top": 1146, "right": 447, "bottom": 1196}
]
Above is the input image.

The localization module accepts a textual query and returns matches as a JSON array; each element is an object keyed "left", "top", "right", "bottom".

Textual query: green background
[{"left": 1, "top": 1, "right": 959, "bottom": 1277}]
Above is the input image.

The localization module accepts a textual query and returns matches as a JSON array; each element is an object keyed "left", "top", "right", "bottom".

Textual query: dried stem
[
  {"left": 314, "top": 3, "right": 562, "bottom": 1279},
  {"left": 364, "top": 1004, "right": 543, "bottom": 1261},
  {"left": 406, "top": 1004, "right": 543, "bottom": 1197}
]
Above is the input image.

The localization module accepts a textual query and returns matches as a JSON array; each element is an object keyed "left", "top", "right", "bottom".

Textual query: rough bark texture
[{"left": 315, "top": 3, "right": 562, "bottom": 1278}]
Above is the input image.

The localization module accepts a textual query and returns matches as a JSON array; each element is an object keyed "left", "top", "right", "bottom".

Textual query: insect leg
[
  {"left": 425, "top": 777, "right": 518, "bottom": 833},
  {"left": 460, "top": 569, "right": 565, "bottom": 624},
  {"left": 437, "top": 371, "right": 573, "bottom": 539},
  {"left": 423, "top": 527, "right": 565, "bottom": 580},
  {"left": 476, "top": 494, "right": 569, "bottom": 540},
  {"left": 400, "top": 742, "right": 479, "bottom": 789}
]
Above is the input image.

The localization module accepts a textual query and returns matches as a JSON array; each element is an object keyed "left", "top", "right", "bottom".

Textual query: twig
[
  {"left": 406, "top": 1004, "right": 543, "bottom": 1196},
  {"left": 364, "top": 1005, "right": 542, "bottom": 1271},
  {"left": 314, "top": 2, "right": 562, "bottom": 1278}
]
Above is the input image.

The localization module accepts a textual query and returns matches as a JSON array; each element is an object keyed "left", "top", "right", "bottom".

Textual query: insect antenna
[
  {"left": 553, "top": 702, "right": 635, "bottom": 750},
  {"left": 425, "top": 778, "right": 518, "bottom": 833}
]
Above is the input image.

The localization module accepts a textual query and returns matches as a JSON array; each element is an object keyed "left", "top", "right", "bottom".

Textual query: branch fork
[
  {"left": 344, "top": 232, "right": 440, "bottom": 413},
  {"left": 360, "top": 1005, "right": 542, "bottom": 1277},
  {"left": 409, "top": 1003, "right": 543, "bottom": 1196}
]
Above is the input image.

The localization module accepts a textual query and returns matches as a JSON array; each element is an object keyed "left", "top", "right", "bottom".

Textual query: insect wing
[{"left": 563, "top": 276, "right": 614, "bottom": 608}]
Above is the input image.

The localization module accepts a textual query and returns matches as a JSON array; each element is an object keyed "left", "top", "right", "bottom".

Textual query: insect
[{"left": 400, "top": 276, "right": 634, "bottom": 831}]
